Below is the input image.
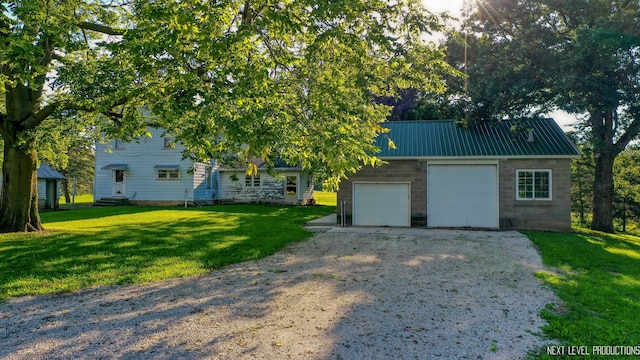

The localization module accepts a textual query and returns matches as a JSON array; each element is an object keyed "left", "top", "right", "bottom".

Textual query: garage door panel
[
  {"left": 427, "top": 164, "right": 498, "bottom": 228},
  {"left": 353, "top": 183, "right": 410, "bottom": 227}
]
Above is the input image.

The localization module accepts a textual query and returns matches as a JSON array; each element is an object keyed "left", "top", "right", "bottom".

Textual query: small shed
[{"left": 37, "top": 164, "right": 66, "bottom": 210}]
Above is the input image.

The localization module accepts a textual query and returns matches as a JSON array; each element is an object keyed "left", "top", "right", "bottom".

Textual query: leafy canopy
[{"left": 38, "top": 0, "right": 454, "bottom": 189}]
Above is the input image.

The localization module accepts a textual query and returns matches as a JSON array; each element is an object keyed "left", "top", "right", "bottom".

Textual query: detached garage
[{"left": 336, "top": 119, "right": 581, "bottom": 232}]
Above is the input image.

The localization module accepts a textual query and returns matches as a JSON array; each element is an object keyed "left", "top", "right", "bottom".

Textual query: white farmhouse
[{"left": 94, "top": 128, "right": 314, "bottom": 206}]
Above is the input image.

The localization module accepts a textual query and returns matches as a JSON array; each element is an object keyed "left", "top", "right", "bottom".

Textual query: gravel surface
[{"left": 0, "top": 227, "right": 557, "bottom": 360}]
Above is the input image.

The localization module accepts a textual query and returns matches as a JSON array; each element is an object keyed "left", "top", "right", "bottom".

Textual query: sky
[{"left": 421, "top": 0, "right": 579, "bottom": 130}]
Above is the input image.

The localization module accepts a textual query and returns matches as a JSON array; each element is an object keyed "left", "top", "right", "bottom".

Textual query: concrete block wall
[
  {"left": 498, "top": 159, "right": 572, "bottom": 232},
  {"left": 337, "top": 160, "right": 427, "bottom": 226}
]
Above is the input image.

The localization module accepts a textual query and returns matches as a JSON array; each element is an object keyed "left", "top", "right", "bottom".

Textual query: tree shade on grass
[
  {"left": 1, "top": 0, "right": 454, "bottom": 232},
  {"left": 525, "top": 229, "right": 640, "bottom": 358},
  {"left": 0, "top": 204, "right": 333, "bottom": 302}
]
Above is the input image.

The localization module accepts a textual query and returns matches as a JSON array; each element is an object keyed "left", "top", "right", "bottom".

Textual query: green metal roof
[{"left": 376, "top": 119, "right": 580, "bottom": 158}]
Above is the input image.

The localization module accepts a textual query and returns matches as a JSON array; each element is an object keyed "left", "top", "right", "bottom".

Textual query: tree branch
[
  {"left": 78, "top": 21, "right": 126, "bottom": 36},
  {"left": 615, "top": 116, "right": 640, "bottom": 155}
]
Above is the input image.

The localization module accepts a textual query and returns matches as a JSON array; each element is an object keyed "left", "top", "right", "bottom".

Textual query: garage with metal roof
[{"left": 336, "top": 119, "right": 581, "bottom": 231}]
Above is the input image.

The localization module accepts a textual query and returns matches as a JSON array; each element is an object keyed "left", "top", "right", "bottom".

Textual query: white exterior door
[
  {"left": 353, "top": 182, "right": 410, "bottom": 227},
  {"left": 427, "top": 164, "right": 498, "bottom": 228},
  {"left": 112, "top": 169, "right": 126, "bottom": 197}
]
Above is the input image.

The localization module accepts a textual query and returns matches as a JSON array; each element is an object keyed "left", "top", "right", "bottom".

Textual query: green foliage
[
  {"left": 2, "top": 1, "right": 455, "bottom": 233},
  {"left": 569, "top": 132, "right": 594, "bottom": 227},
  {"left": 570, "top": 137, "right": 640, "bottom": 231},
  {"left": 440, "top": 0, "right": 640, "bottom": 232},
  {"left": 0, "top": 204, "right": 333, "bottom": 301},
  {"left": 612, "top": 148, "right": 640, "bottom": 231},
  {"left": 525, "top": 229, "right": 640, "bottom": 358},
  {"left": 84, "top": 0, "right": 454, "bottom": 188}
]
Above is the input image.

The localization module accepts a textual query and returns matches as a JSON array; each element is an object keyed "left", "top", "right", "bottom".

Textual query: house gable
[{"left": 94, "top": 128, "right": 204, "bottom": 204}]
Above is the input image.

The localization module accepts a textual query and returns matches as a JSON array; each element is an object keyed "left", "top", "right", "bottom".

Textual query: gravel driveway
[{"left": 0, "top": 227, "right": 557, "bottom": 360}]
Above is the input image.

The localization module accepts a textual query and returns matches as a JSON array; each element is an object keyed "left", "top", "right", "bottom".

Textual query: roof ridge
[{"left": 376, "top": 118, "right": 580, "bottom": 157}]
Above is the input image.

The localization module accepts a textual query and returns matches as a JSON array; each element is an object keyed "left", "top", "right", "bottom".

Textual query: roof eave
[{"left": 378, "top": 154, "right": 581, "bottom": 161}]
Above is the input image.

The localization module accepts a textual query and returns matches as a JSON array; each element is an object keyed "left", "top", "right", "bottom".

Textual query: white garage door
[
  {"left": 353, "top": 183, "right": 410, "bottom": 227},
  {"left": 427, "top": 164, "right": 498, "bottom": 228}
]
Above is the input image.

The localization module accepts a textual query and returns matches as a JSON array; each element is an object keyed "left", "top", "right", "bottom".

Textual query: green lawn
[
  {"left": 525, "top": 229, "right": 640, "bottom": 359},
  {"left": 0, "top": 204, "right": 333, "bottom": 302},
  {"left": 314, "top": 191, "right": 337, "bottom": 206},
  {"left": 59, "top": 193, "right": 94, "bottom": 206}
]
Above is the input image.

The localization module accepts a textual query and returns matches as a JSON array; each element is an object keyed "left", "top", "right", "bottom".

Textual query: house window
[
  {"left": 286, "top": 175, "right": 297, "bottom": 195},
  {"left": 245, "top": 174, "right": 260, "bottom": 187},
  {"left": 156, "top": 166, "right": 180, "bottom": 180},
  {"left": 517, "top": 170, "right": 551, "bottom": 200},
  {"left": 163, "top": 137, "right": 175, "bottom": 149},
  {"left": 205, "top": 166, "right": 212, "bottom": 189},
  {"left": 114, "top": 139, "right": 125, "bottom": 150}
]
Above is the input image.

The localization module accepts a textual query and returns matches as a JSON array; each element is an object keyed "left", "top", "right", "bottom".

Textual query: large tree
[
  {"left": 446, "top": 0, "right": 640, "bottom": 232},
  {"left": 1, "top": 0, "right": 453, "bottom": 232}
]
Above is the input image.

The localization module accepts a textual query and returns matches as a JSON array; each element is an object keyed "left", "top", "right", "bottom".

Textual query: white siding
[
  {"left": 94, "top": 128, "right": 197, "bottom": 202},
  {"left": 193, "top": 161, "right": 217, "bottom": 203},
  {"left": 299, "top": 173, "right": 314, "bottom": 204},
  {"left": 37, "top": 179, "right": 47, "bottom": 200}
]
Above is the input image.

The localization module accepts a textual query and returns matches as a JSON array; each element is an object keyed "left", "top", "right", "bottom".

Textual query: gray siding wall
[{"left": 94, "top": 128, "right": 197, "bottom": 202}]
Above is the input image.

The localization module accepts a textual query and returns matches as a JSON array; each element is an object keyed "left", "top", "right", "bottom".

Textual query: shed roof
[
  {"left": 37, "top": 163, "right": 66, "bottom": 180},
  {"left": 376, "top": 119, "right": 580, "bottom": 158}
]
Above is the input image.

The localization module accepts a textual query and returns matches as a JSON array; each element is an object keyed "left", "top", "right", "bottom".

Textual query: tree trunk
[
  {"left": 591, "top": 142, "right": 616, "bottom": 233},
  {"left": 0, "top": 138, "right": 44, "bottom": 233},
  {"left": 62, "top": 178, "right": 71, "bottom": 204}
]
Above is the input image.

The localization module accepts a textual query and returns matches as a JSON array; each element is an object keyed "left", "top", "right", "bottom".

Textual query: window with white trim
[
  {"left": 245, "top": 174, "right": 260, "bottom": 187},
  {"left": 157, "top": 168, "right": 180, "bottom": 180},
  {"left": 517, "top": 170, "right": 551, "bottom": 200}
]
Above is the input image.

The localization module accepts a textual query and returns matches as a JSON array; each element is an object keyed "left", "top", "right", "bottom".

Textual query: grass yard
[
  {"left": 59, "top": 193, "right": 94, "bottom": 206},
  {"left": 0, "top": 204, "right": 334, "bottom": 302},
  {"left": 525, "top": 229, "right": 640, "bottom": 359},
  {"left": 313, "top": 191, "right": 337, "bottom": 206}
]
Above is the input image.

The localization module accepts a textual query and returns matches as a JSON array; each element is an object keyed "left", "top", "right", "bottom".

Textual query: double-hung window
[
  {"left": 517, "top": 170, "right": 551, "bottom": 200},
  {"left": 155, "top": 165, "right": 180, "bottom": 180},
  {"left": 245, "top": 174, "right": 260, "bottom": 187}
]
